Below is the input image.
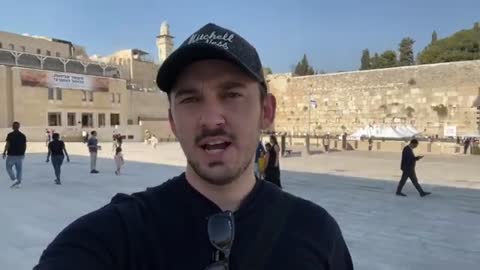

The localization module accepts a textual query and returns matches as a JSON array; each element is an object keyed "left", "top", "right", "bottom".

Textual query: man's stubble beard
[{"left": 187, "top": 126, "right": 261, "bottom": 186}]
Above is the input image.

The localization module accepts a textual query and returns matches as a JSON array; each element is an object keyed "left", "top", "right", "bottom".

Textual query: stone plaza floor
[{"left": 0, "top": 142, "right": 479, "bottom": 269}]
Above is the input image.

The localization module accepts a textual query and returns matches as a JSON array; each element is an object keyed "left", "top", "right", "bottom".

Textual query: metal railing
[{"left": 0, "top": 48, "right": 121, "bottom": 78}]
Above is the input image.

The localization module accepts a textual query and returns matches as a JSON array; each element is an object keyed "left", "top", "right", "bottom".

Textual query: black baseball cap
[{"left": 156, "top": 23, "right": 266, "bottom": 93}]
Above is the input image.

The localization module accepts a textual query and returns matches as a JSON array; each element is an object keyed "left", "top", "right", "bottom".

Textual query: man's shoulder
[
  {"left": 109, "top": 174, "right": 186, "bottom": 214},
  {"left": 282, "top": 191, "right": 331, "bottom": 223},
  {"left": 275, "top": 188, "right": 341, "bottom": 238}
]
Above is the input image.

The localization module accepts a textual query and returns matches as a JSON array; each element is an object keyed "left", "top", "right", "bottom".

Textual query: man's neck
[{"left": 185, "top": 165, "right": 256, "bottom": 212}]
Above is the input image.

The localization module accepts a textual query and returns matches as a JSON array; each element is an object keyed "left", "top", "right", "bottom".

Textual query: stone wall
[
  {"left": 0, "top": 31, "right": 71, "bottom": 57},
  {"left": 267, "top": 60, "right": 480, "bottom": 136}
]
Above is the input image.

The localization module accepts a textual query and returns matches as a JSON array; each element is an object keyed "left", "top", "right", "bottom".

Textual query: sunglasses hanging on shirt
[{"left": 204, "top": 211, "right": 235, "bottom": 270}]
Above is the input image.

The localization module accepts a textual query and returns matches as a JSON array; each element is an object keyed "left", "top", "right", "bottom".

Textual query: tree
[
  {"left": 263, "top": 67, "right": 273, "bottom": 75},
  {"left": 399, "top": 37, "right": 415, "bottom": 66},
  {"left": 378, "top": 50, "right": 398, "bottom": 68},
  {"left": 360, "top": 49, "right": 371, "bottom": 70},
  {"left": 431, "top": 31, "right": 438, "bottom": 44},
  {"left": 293, "top": 54, "right": 315, "bottom": 76},
  {"left": 418, "top": 26, "right": 480, "bottom": 64},
  {"left": 371, "top": 53, "right": 380, "bottom": 69}
]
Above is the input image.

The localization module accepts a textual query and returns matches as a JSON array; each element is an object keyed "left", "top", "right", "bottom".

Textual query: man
[
  {"left": 396, "top": 139, "right": 431, "bottom": 197},
  {"left": 82, "top": 130, "right": 88, "bottom": 144},
  {"left": 3, "top": 121, "right": 27, "bottom": 188},
  {"left": 34, "top": 23, "right": 353, "bottom": 270},
  {"left": 464, "top": 137, "right": 471, "bottom": 155},
  {"left": 323, "top": 134, "right": 330, "bottom": 153},
  {"left": 46, "top": 133, "right": 70, "bottom": 185},
  {"left": 254, "top": 140, "right": 265, "bottom": 179},
  {"left": 87, "top": 130, "right": 99, "bottom": 174}
]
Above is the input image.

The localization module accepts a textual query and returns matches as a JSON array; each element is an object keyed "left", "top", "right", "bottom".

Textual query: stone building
[
  {"left": 267, "top": 60, "right": 480, "bottom": 137},
  {"left": 0, "top": 23, "right": 173, "bottom": 141}
]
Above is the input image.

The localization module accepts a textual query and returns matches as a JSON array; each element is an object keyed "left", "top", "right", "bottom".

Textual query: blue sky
[{"left": 1, "top": 0, "right": 479, "bottom": 73}]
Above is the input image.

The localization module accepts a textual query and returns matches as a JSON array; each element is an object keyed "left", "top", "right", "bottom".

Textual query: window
[
  {"left": 82, "top": 91, "right": 87, "bottom": 101},
  {"left": 56, "top": 88, "right": 62, "bottom": 100},
  {"left": 88, "top": 91, "right": 94, "bottom": 102},
  {"left": 20, "top": 46, "right": 26, "bottom": 52},
  {"left": 111, "top": 93, "right": 115, "bottom": 103},
  {"left": 46, "top": 50, "right": 51, "bottom": 56},
  {"left": 98, "top": 113, "right": 106, "bottom": 127},
  {"left": 48, "top": 88, "right": 54, "bottom": 100},
  {"left": 48, "top": 112, "right": 62, "bottom": 126},
  {"left": 81, "top": 113, "right": 93, "bottom": 128},
  {"left": 110, "top": 113, "right": 120, "bottom": 126},
  {"left": 37, "top": 49, "right": 41, "bottom": 54},
  {"left": 117, "top": 93, "right": 121, "bottom": 103},
  {"left": 0, "top": 42, "right": 2, "bottom": 48},
  {"left": 9, "top": 44, "right": 14, "bottom": 50},
  {"left": 55, "top": 52, "right": 60, "bottom": 57},
  {"left": 67, "top": 113, "right": 76, "bottom": 126}
]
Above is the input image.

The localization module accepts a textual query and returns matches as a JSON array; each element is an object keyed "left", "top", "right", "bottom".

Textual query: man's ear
[
  {"left": 168, "top": 108, "right": 177, "bottom": 137},
  {"left": 261, "top": 93, "right": 276, "bottom": 130}
]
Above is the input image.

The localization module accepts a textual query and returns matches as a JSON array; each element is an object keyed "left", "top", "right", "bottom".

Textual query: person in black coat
[{"left": 396, "top": 139, "right": 431, "bottom": 197}]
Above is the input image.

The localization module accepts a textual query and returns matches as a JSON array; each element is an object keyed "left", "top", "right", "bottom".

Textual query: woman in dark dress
[{"left": 264, "top": 135, "right": 282, "bottom": 188}]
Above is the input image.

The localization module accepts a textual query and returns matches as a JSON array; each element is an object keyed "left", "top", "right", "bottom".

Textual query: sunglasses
[{"left": 204, "top": 211, "right": 235, "bottom": 270}]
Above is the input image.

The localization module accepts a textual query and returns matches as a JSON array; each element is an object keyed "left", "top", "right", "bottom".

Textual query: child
[{"left": 114, "top": 147, "right": 124, "bottom": 175}]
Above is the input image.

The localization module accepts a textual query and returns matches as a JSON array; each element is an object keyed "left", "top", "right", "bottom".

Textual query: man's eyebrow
[
  {"left": 172, "top": 88, "right": 199, "bottom": 99},
  {"left": 217, "top": 81, "right": 247, "bottom": 90}
]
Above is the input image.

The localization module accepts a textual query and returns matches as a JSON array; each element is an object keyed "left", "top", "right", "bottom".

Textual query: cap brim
[{"left": 156, "top": 43, "right": 264, "bottom": 92}]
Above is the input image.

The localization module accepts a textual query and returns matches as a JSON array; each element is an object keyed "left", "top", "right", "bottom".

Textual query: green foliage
[
  {"left": 293, "top": 54, "right": 315, "bottom": 76},
  {"left": 399, "top": 37, "right": 415, "bottom": 66},
  {"left": 360, "top": 49, "right": 371, "bottom": 70},
  {"left": 263, "top": 67, "right": 273, "bottom": 75},
  {"left": 418, "top": 27, "right": 480, "bottom": 64},
  {"left": 431, "top": 31, "right": 438, "bottom": 44},
  {"left": 432, "top": 104, "right": 448, "bottom": 118},
  {"left": 378, "top": 50, "right": 398, "bottom": 68}
]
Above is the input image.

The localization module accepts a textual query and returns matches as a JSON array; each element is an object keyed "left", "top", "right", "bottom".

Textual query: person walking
[
  {"left": 464, "top": 137, "right": 471, "bottom": 155},
  {"left": 114, "top": 147, "right": 124, "bottom": 175},
  {"left": 323, "top": 134, "right": 330, "bottom": 153},
  {"left": 3, "top": 121, "right": 27, "bottom": 189},
  {"left": 254, "top": 140, "right": 266, "bottom": 179},
  {"left": 46, "top": 133, "right": 70, "bottom": 185},
  {"left": 45, "top": 129, "right": 51, "bottom": 147},
  {"left": 82, "top": 130, "right": 88, "bottom": 144},
  {"left": 396, "top": 139, "right": 431, "bottom": 197},
  {"left": 35, "top": 23, "right": 352, "bottom": 270},
  {"left": 264, "top": 135, "right": 282, "bottom": 188},
  {"left": 87, "top": 131, "right": 100, "bottom": 174}
]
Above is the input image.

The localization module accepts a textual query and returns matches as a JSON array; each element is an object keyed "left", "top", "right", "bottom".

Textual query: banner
[
  {"left": 20, "top": 69, "right": 109, "bottom": 92},
  {"left": 444, "top": 126, "right": 457, "bottom": 137}
]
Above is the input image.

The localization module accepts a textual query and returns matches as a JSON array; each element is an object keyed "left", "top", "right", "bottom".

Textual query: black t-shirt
[
  {"left": 34, "top": 174, "right": 353, "bottom": 270},
  {"left": 48, "top": 140, "right": 65, "bottom": 156},
  {"left": 5, "top": 131, "right": 27, "bottom": 156}
]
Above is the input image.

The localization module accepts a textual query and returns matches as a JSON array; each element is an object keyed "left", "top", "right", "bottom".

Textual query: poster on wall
[
  {"left": 20, "top": 69, "right": 109, "bottom": 91},
  {"left": 443, "top": 126, "right": 457, "bottom": 137}
]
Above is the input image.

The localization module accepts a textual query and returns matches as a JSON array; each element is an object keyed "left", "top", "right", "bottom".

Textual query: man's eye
[
  {"left": 226, "top": 92, "right": 242, "bottom": 98},
  {"left": 180, "top": 97, "right": 198, "bottom": 104}
]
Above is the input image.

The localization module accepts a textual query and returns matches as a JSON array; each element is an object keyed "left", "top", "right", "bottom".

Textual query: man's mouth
[{"left": 200, "top": 139, "right": 232, "bottom": 154}]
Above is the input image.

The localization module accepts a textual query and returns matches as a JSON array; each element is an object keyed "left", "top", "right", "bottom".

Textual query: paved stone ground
[{"left": 0, "top": 142, "right": 479, "bottom": 270}]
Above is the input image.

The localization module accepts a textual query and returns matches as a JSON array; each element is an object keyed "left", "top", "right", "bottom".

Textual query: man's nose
[{"left": 198, "top": 101, "right": 226, "bottom": 130}]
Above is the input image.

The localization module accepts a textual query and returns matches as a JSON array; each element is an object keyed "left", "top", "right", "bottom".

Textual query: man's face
[
  {"left": 169, "top": 59, "right": 275, "bottom": 186},
  {"left": 12, "top": 123, "right": 20, "bottom": 131},
  {"left": 411, "top": 143, "right": 418, "bottom": 149}
]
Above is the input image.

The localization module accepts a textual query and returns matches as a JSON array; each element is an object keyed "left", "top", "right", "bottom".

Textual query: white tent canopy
[{"left": 349, "top": 125, "right": 421, "bottom": 140}]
